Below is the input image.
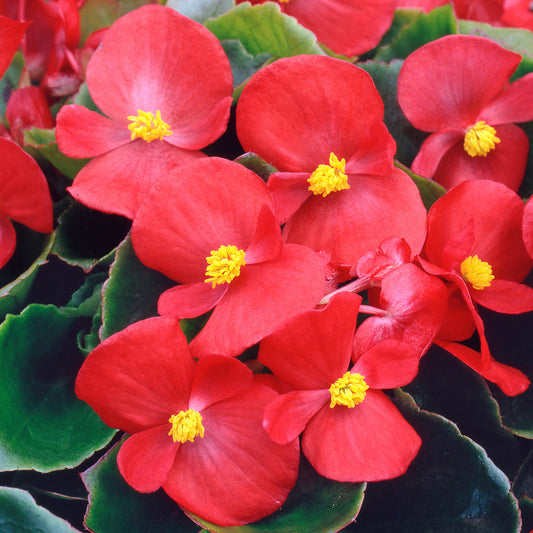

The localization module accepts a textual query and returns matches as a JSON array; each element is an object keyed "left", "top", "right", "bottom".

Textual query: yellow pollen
[
  {"left": 308, "top": 152, "right": 350, "bottom": 197},
  {"left": 279, "top": 0, "right": 290, "bottom": 2},
  {"left": 329, "top": 372, "right": 368, "bottom": 408},
  {"left": 205, "top": 244, "right": 246, "bottom": 289},
  {"left": 127, "top": 109, "right": 173, "bottom": 142},
  {"left": 168, "top": 409, "right": 204, "bottom": 443},
  {"left": 463, "top": 121, "right": 500, "bottom": 157},
  {"left": 460, "top": 255, "right": 495, "bottom": 290}
]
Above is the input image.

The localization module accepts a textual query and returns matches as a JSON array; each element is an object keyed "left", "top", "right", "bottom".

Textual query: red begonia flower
[
  {"left": 0, "top": 138, "right": 53, "bottom": 268},
  {"left": 56, "top": 5, "right": 233, "bottom": 219},
  {"left": 502, "top": 0, "right": 533, "bottom": 31},
  {"left": 259, "top": 292, "right": 421, "bottom": 482},
  {"left": 0, "top": 15, "right": 28, "bottom": 79},
  {"left": 353, "top": 263, "right": 448, "bottom": 360},
  {"left": 396, "top": 0, "right": 504, "bottom": 21},
  {"left": 237, "top": 0, "right": 396, "bottom": 56},
  {"left": 398, "top": 35, "right": 533, "bottom": 191},
  {"left": 75, "top": 317, "right": 299, "bottom": 526},
  {"left": 236, "top": 55, "right": 427, "bottom": 267},
  {"left": 131, "top": 157, "right": 325, "bottom": 358},
  {"left": 524, "top": 196, "right": 533, "bottom": 259}
]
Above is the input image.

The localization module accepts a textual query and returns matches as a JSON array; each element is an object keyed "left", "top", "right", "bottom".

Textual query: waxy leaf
[
  {"left": 220, "top": 40, "right": 272, "bottom": 88},
  {"left": 374, "top": 5, "right": 457, "bottom": 62},
  {"left": 234, "top": 152, "right": 277, "bottom": 182},
  {"left": 345, "top": 391, "right": 521, "bottom": 532},
  {"left": 395, "top": 161, "right": 447, "bottom": 210},
  {"left": 0, "top": 304, "right": 115, "bottom": 472},
  {"left": 0, "top": 486, "right": 81, "bottom": 532},
  {"left": 205, "top": 3, "right": 324, "bottom": 68},
  {"left": 167, "top": 0, "right": 235, "bottom": 23},
  {"left": 191, "top": 457, "right": 365, "bottom": 533},
  {"left": 0, "top": 227, "right": 54, "bottom": 320},
  {"left": 81, "top": 442, "right": 200, "bottom": 533},
  {"left": 100, "top": 235, "right": 174, "bottom": 340}
]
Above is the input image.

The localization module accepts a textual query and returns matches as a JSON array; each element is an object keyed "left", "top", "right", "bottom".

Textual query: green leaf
[
  {"left": 0, "top": 51, "right": 24, "bottom": 118},
  {"left": 0, "top": 304, "right": 115, "bottom": 472},
  {"left": 23, "top": 128, "right": 89, "bottom": 180},
  {"left": 344, "top": 391, "right": 521, "bottom": 532},
  {"left": 374, "top": 5, "right": 457, "bottom": 62},
  {"left": 81, "top": 442, "right": 200, "bottom": 533},
  {"left": 167, "top": 0, "right": 235, "bottom": 23},
  {"left": 220, "top": 40, "right": 272, "bottom": 87},
  {"left": 0, "top": 227, "right": 55, "bottom": 320},
  {"left": 234, "top": 152, "right": 277, "bottom": 181},
  {"left": 358, "top": 60, "right": 428, "bottom": 166},
  {"left": 205, "top": 2, "right": 324, "bottom": 61},
  {"left": 191, "top": 456, "right": 365, "bottom": 533},
  {"left": 0, "top": 486, "right": 81, "bottom": 532},
  {"left": 61, "top": 272, "right": 106, "bottom": 319},
  {"left": 395, "top": 161, "right": 446, "bottom": 210},
  {"left": 100, "top": 235, "right": 174, "bottom": 340},
  {"left": 53, "top": 202, "right": 130, "bottom": 272}
]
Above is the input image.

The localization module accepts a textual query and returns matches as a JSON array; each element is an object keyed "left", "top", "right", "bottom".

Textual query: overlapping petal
[{"left": 0, "top": 16, "right": 28, "bottom": 79}]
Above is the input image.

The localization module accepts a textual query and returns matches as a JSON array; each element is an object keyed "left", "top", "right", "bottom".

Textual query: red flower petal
[
  {"left": 258, "top": 292, "right": 361, "bottom": 390},
  {"left": 435, "top": 340, "right": 530, "bottom": 396},
  {"left": 131, "top": 157, "right": 273, "bottom": 282},
  {"left": 352, "top": 339, "right": 420, "bottom": 389},
  {"left": 436, "top": 290, "right": 476, "bottom": 342},
  {"left": 56, "top": 104, "right": 131, "bottom": 158},
  {"left": 163, "top": 384, "right": 300, "bottom": 527},
  {"left": 472, "top": 279, "right": 533, "bottom": 314},
  {"left": 75, "top": 317, "right": 194, "bottom": 433},
  {"left": 0, "top": 214, "right": 16, "bottom": 269},
  {"left": 68, "top": 140, "right": 203, "bottom": 219},
  {"left": 429, "top": 124, "right": 529, "bottom": 192},
  {"left": 158, "top": 283, "right": 227, "bottom": 319},
  {"left": 117, "top": 427, "right": 178, "bottom": 493},
  {"left": 266, "top": 172, "right": 313, "bottom": 225},
  {"left": 0, "top": 138, "right": 53, "bottom": 233},
  {"left": 244, "top": 205, "right": 283, "bottom": 265},
  {"left": 524, "top": 196, "right": 533, "bottom": 259},
  {"left": 189, "top": 356, "right": 253, "bottom": 412},
  {"left": 353, "top": 264, "right": 448, "bottom": 360},
  {"left": 398, "top": 35, "right": 521, "bottom": 131},
  {"left": 189, "top": 244, "right": 326, "bottom": 358},
  {"left": 85, "top": 5, "right": 232, "bottom": 146},
  {"left": 263, "top": 389, "right": 330, "bottom": 445},
  {"left": 303, "top": 390, "right": 421, "bottom": 482},
  {"left": 0, "top": 16, "right": 28, "bottom": 79},
  {"left": 237, "top": 55, "right": 384, "bottom": 172}
]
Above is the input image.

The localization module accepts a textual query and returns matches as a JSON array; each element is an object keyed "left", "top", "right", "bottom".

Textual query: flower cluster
[{"left": 1, "top": 1, "right": 533, "bottom": 532}]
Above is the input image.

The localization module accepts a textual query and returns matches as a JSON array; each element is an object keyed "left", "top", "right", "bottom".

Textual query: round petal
[
  {"left": 0, "top": 138, "right": 53, "bottom": 233},
  {"left": 472, "top": 279, "right": 533, "bottom": 314},
  {"left": 0, "top": 17, "right": 28, "bottom": 79},
  {"left": 131, "top": 157, "right": 275, "bottom": 282},
  {"left": 86, "top": 5, "right": 232, "bottom": 147},
  {"left": 68, "top": 139, "right": 203, "bottom": 219},
  {"left": 258, "top": 292, "right": 362, "bottom": 390},
  {"left": 75, "top": 317, "right": 194, "bottom": 433},
  {"left": 424, "top": 180, "right": 533, "bottom": 282},
  {"left": 237, "top": 55, "right": 384, "bottom": 172},
  {"left": 117, "top": 427, "right": 179, "bottom": 493},
  {"left": 429, "top": 123, "right": 529, "bottom": 192},
  {"left": 398, "top": 35, "right": 521, "bottom": 131},
  {"left": 158, "top": 282, "right": 227, "bottom": 319},
  {"left": 188, "top": 243, "right": 326, "bottom": 358},
  {"left": 303, "top": 390, "right": 421, "bottom": 482},
  {"left": 163, "top": 384, "right": 300, "bottom": 527},
  {"left": 283, "top": 167, "right": 428, "bottom": 266},
  {"left": 0, "top": 214, "right": 16, "bottom": 269}
]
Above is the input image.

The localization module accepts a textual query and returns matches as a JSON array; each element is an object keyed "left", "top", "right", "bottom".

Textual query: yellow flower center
[
  {"left": 205, "top": 244, "right": 246, "bottom": 289},
  {"left": 463, "top": 121, "right": 500, "bottom": 157},
  {"left": 168, "top": 409, "right": 204, "bottom": 443},
  {"left": 460, "top": 255, "right": 495, "bottom": 290},
  {"left": 308, "top": 152, "right": 350, "bottom": 197},
  {"left": 127, "top": 109, "right": 173, "bottom": 142},
  {"left": 329, "top": 372, "right": 368, "bottom": 408},
  {"left": 279, "top": 0, "right": 290, "bottom": 3}
]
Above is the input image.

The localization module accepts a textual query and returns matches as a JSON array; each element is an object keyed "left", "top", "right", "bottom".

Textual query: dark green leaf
[
  {"left": 395, "top": 161, "right": 447, "bottom": 210},
  {"left": 0, "top": 51, "right": 24, "bottom": 118},
  {"left": 0, "top": 304, "right": 115, "bottom": 472},
  {"left": 167, "top": 0, "right": 234, "bottom": 23},
  {"left": 81, "top": 442, "right": 200, "bottom": 533},
  {"left": 220, "top": 40, "right": 272, "bottom": 87},
  {"left": 234, "top": 152, "right": 277, "bottom": 182},
  {"left": 0, "top": 486, "right": 81, "bottom": 532},
  {"left": 191, "top": 456, "right": 365, "bottom": 533},
  {"left": 374, "top": 5, "right": 457, "bottom": 62},
  {"left": 345, "top": 391, "right": 521, "bottom": 532},
  {"left": 100, "top": 235, "right": 174, "bottom": 340}
]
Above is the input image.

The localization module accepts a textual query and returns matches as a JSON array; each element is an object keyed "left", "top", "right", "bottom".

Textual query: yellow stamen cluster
[
  {"left": 279, "top": 0, "right": 291, "bottom": 3},
  {"left": 460, "top": 255, "right": 495, "bottom": 290},
  {"left": 168, "top": 409, "right": 205, "bottom": 443},
  {"left": 308, "top": 152, "right": 350, "bottom": 197},
  {"left": 205, "top": 244, "right": 246, "bottom": 289},
  {"left": 127, "top": 109, "right": 173, "bottom": 142},
  {"left": 463, "top": 121, "right": 500, "bottom": 157},
  {"left": 329, "top": 372, "right": 369, "bottom": 408}
]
